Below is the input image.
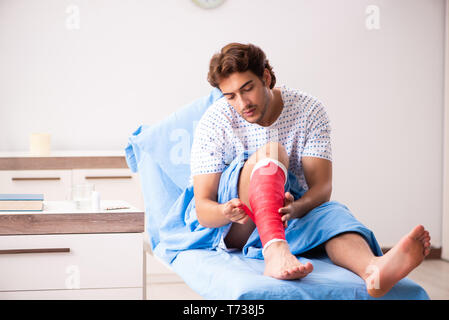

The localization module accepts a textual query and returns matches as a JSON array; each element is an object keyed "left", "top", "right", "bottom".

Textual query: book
[{"left": 0, "top": 194, "right": 44, "bottom": 211}]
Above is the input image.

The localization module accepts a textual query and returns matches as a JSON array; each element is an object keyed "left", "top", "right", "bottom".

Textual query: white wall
[
  {"left": 0, "top": 0, "right": 445, "bottom": 248},
  {"left": 443, "top": 0, "right": 449, "bottom": 261}
]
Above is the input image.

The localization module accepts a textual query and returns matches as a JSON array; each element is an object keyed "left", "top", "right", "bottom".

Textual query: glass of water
[{"left": 72, "top": 184, "right": 94, "bottom": 210}]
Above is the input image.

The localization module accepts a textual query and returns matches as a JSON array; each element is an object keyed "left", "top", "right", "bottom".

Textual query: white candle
[{"left": 30, "top": 133, "right": 51, "bottom": 156}]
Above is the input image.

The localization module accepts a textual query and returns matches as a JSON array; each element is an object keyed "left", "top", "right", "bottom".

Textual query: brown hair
[{"left": 207, "top": 43, "right": 276, "bottom": 89}]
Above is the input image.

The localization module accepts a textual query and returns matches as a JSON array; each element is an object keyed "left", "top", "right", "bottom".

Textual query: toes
[
  {"left": 289, "top": 266, "right": 300, "bottom": 275},
  {"left": 417, "top": 232, "right": 426, "bottom": 242},
  {"left": 287, "top": 263, "right": 312, "bottom": 277},
  {"left": 409, "top": 225, "right": 425, "bottom": 240},
  {"left": 418, "top": 231, "right": 430, "bottom": 242},
  {"left": 419, "top": 236, "right": 430, "bottom": 245},
  {"left": 300, "top": 262, "right": 313, "bottom": 274},
  {"left": 292, "top": 265, "right": 305, "bottom": 275},
  {"left": 305, "top": 262, "right": 314, "bottom": 273},
  {"left": 422, "top": 233, "right": 431, "bottom": 246},
  {"left": 274, "top": 260, "right": 314, "bottom": 280}
]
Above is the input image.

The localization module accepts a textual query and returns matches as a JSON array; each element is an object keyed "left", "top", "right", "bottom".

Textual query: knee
[
  {"left": 249, "top": 142, "right": 288, "bottom": 169},
  {"left": 264, "top": 142, "right": 287, "bottom": 159}
]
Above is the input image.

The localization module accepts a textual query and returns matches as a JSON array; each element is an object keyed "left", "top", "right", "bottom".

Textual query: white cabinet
[
  {"left": 0, "top": 199, "right": 145, "bottom": 300},
  {"left": 0, "top": 153, "right": 147, "bottom": 299},
  {"left": 0, "top": 233, "right": 143, "bottom": 299},
  {"left": 0, "top": 170, "right": 72, "bottom": 200}
]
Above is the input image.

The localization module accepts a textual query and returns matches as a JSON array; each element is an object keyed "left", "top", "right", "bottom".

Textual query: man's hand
[
  {"left": 278, "top": 192, "right": 298, "bottom": 228},
  {"left": 278, "top": 157, "right": 333, "bottom": 228},
  {"left": 221, "top": 198, "right": 249, "bottom": 225}
]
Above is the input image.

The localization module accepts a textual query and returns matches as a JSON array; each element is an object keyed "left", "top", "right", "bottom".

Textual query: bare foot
[
  {"left": 364, "top": 225, "right": 431, "bottom": 298},
  {"left": 263, "top": 241, "right": 313, "bottom": 280}
]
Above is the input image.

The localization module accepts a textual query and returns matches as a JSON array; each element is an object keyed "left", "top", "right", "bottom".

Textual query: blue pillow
[
  {"left": 125, "top": 88, "right": 223, "bottom": 248},
  {"left": 126, "top": 88, "right": 223, "bottom": 189}
]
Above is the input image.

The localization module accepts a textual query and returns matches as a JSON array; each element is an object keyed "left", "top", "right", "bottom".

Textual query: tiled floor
[
  {"left": 145, "top": 253, "right": 449, "bottom": 300},
  {"left": 146, "top": 253, "right": 202, "bottom": 300},
  {"left": 407, "top": 259, "right": 449, "bottom": 300}
]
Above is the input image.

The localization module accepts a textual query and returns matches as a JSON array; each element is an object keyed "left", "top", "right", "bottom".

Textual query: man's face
[{"left": 219, "top": 70, "right": 270, "bottom": 124}]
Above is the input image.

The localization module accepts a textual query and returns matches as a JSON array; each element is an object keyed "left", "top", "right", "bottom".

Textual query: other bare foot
[
  {"left": 263, "top": 241, "right": 313, "bottom": 280},
  {"left": 364, "top": 225, "right": 431, "bottom": 298}
]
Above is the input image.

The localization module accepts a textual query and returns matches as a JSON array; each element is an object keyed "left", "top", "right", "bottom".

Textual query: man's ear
[{"left": 262, "top": 68, "right": 271, "bottom": 88}]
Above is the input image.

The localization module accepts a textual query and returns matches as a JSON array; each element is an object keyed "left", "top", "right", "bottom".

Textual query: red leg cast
[{"left": 246, "top": 158, "right": 288, "bottom": 256}]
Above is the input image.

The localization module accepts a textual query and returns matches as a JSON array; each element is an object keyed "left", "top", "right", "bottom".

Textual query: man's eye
[
  {"left": 226, "top": 95, "right": 235, "bottom": 100},
  {"left": 244, "top": 86, "right": 253, "bottom": 92}
]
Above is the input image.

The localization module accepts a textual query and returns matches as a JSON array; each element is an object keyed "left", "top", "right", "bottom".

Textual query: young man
[{"left": 190, "top": 43, "right": 431, "bottom": 297}]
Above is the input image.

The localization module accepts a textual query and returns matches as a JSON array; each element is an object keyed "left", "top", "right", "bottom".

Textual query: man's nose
[{"left": 236, "top": 94, "right": 250, "bottom": 110}]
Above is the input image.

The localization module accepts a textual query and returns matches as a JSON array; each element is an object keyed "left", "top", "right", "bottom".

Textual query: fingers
[
  {"left": 280, "top": 211, "right": 291, "bottom": 229},
  {"left": 224, "top": 198, "right": 250, "bottom": 224},
  {"left": 280, "top": 213, "right": 291, "bottom": 222},
  {"left": 278, "top": 205, "right": 293, "bottom": 219},
  {"left": 229, "top": 198, "right": 243, "bottom": 207},
  {"left": 280, "top": 193, "right": 296, "bottom": 224},
  {"left": 284, "top": 192, "right": 294, "bottom": 205},
  {"left": 230, "top": 205, "right": 247, "bottom": 223},
  {"left": 279, "top": 202, "right": 293, "bottom": 226},
  {"left": 278, "top": 206, "right": 289, "bottom": 214},
  {"left": 237, "top": 215, "right": 249, "bottom": 225}
]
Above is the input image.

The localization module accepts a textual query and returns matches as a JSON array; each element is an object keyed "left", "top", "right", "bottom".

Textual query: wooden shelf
[
  {"left": 0, "top": 151, "right": 128, "bottom": 170},
  {"left": 0, "top": 201, "right": 144, "bottom": 235}
]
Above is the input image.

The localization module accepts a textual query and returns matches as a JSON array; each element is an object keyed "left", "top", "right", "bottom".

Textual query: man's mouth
[{"left": 243, "top": 107, "right": 256, "bottom": 116}]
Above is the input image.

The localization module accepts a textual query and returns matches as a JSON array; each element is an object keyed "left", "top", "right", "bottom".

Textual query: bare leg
[
  {"left": 325, "top": 226, "right": 431, "bottom": 298},
  {"left": 324, "top": 232, "right": 377, "bottom": 279},
  {"left": 225, "top": 142, "right": 313, "bottom": 280}
]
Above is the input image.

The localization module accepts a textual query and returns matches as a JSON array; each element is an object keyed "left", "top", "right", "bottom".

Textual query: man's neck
[{"left": 258, "top": 87, "right": 283, "bottom": 127}]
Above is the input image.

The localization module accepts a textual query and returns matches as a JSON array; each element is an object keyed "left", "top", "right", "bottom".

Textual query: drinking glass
[{"left": 72, "top": 184, "right": 94, "bottom": 210}]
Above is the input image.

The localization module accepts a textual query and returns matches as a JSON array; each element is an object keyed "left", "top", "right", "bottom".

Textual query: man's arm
[
  {"left": 193, "top": 173, "right": 228, "bottom": 228},
  {"left": 194, "top": 173, "right": 249, "bottom": 228},
  {"left": 280, "top": 157, "right": 332, "bottom": 222}
]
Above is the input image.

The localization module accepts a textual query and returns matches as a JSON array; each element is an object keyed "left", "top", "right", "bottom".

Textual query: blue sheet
[
  {"left": 171, "top": 249, "right": 429, "bottom": 300},
  {"left": 125, "top": 89, "right": 430, "bottom": 300}
]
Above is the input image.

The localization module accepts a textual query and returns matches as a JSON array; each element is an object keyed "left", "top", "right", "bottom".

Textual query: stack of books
[{"left": 0, "top": 194, "right": 44, "bottom": 211}]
